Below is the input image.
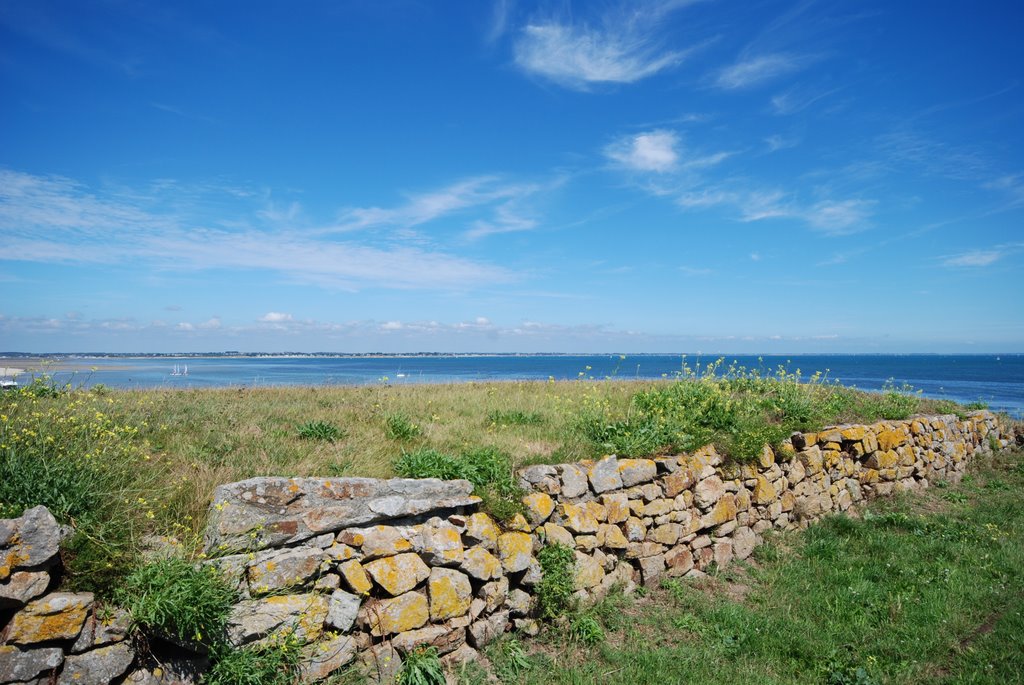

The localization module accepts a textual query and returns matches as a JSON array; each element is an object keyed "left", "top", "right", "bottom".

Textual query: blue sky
[{"left": 1, "top": 0, "right": 1022, "bottom": 353}]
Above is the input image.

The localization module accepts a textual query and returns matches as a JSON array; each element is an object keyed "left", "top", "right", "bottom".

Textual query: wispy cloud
[
  {"left": 676, "top": 183, "right": 874, "bottom": 234},
  {"left": 764, "top": 134, "right": 799, "bottom": 152},
  {"left": 941, "top": 243, "right": 1024, "bottom": 268},
  {"left": 770, "top": 85, "right": 840, "bottom": 115},
  {"left": 605, "top": 130, "right": 680, "bottom": 172},
  {"left": 512, "top": 2, "right": 703, "bottom": 90},
  {"left": 0, "top": 169, "right": 516, "bottom": 291},
  {"left": 714, "top": 53, "right": 804, "bottom": 90}
]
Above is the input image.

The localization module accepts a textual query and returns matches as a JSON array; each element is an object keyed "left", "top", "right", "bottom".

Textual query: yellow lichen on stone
[
  {"left": 496, "top": 532, "right": 533, "bottom": 573},
  {"left": 465, "top": 513, "right": 499, "bottom": 548},
  {"left": 701, "top": 494, "right": 737, "bottom": 528},
  {"left": 427, "top": 569, "right": 471, "bottom": 621},
  {"left": 366, "top": 592, "right": 429, "bottom": 637},
  {"left": 364, "top": 553, "right": 430, "bottom": 596},
  {"left": 877, "top": 429, "right": 908, "bottom": 451},
  {"left": 521, "top": 492, "right": 555, "bottom": 527},
  {"left": 6, "top": 593, "right": 92, "bottom": 644},
  {"left": 751, "top": 475, "right": 777, "bottom": 505},
  {"left": 338, "top": 560, "right": 373, "bottom": 595},
  {"left": 559, "top": 502, "right": 600, "bottom": 533},
  {"left": 840, "top": 426, "right": 866, "bottom": 441}
]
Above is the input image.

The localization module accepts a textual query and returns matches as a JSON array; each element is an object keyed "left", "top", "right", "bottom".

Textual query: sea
[{"left": 16, "top": 353, "right": 1024, "bottom": 419}]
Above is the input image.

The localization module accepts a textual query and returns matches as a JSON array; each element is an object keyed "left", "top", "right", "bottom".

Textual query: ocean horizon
[{"left": 6, "top": 353, "right": 1022, "bottom": 419}]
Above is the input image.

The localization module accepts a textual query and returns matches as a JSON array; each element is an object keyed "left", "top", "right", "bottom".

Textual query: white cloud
[
  {"left": 259, "top": 312, "right": 293, "bottom": 323},
  {"left": 515, "top": 23, "right": 684, "bottom": 89},
  {"left": 605, "top": 130, "right": 680, "bottom": 172},
  {"left": 715, "top": 53, "right": 803, "bottom": 90},
  {"left": 512, "top": 3, "right": 702, "bottom": 90},
  {"left": 0, "top": 170, "right": 517, "bottom": 291}
]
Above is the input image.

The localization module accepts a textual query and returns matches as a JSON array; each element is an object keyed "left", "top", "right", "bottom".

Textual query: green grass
[
  {"left": 116, "top": 555, "right": 237, "bottom": 646},
  {"left": 477, "top": 448, "right": 1024, "bottom": 685},
  {"left": 535, "top": 543, "right": 576, "bottom": 620},
  {"left": 0, "top": 364, "right": 1001, "bottom": 594},
  {"left": 398, "top": 647, "right": 446, "bottom": 685}
]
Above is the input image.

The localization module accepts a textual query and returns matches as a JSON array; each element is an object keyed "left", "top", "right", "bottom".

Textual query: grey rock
[
  {"left": 467, "top": 610, "right": 509, "bottom": 648},
  {"left": 359, "top": 644, "right": 402, "bottom": 685},
  {"left": 1, "top": 506, "right": 61, "bottom": 574},
  {"left": 588, "top": 456, "right": 623, "bottom": 494},
  {"left": 693, "top": 476, "right": 726, "bottom": 510},
  {"left": 246, "top": 547, "right": 326, "bottom": 595},
  {"left": 731, "top": 526, "right": 758, "bottom": 561},
  {"left": 71, "top": 607, "right": 131, "bottom": 653},
  {"left": 205, "top": 477, "right": 478, "bottom": 553},
  {"left": 0, "top": 571, "right": 50, "bottom": 609},
  {"left": 558, "top": 465, "right": 590, "bottom": 498},
  {"left": 299, "top": 634, "right": 357, "bottom": 683},
  {"left": 57, "top": 642, "right": 135, "bottom": 685},
  {"left": 326, "top": 589, "right": 362, "bottom": 632},
  {"left": 0, "top": 645, "right": 63, "bottom": 683},
  {"left": 226, "top": 593, "right": 328, "bottom": 647},
  {"left": 390, "top": 624, "right": 466, "bottom": 656}
]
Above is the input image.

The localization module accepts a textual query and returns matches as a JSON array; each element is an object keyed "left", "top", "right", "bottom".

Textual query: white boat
[
  {"left": 0, "top": 379, "right": 18, "bottom": 390},
  {"left": 170, "top": 364, "right": 189, "bottom": 376}
]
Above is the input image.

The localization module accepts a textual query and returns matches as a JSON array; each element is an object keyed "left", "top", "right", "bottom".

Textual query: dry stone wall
[{"left": 0, "top": 411, "right": 1010, "bottom": 683}]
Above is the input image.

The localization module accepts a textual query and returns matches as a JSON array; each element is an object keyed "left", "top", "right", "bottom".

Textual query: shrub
[
  {"left": 536, "top": 543, "right": 576, "bottom": 619},
  {"left": 116, "top": 556, "right": 236, "bottom": 646},
  {"left": 398, "top": 646, "right": 445, "bottom": 685},
  {"left": 385, "top": 412, "right": 422, "bottom": 441},
  {"left": 0, "top": 387, "right": 167, "bottom": 594},
  {"left": 296, "top": 419, "right": 344, "bottom": 442}
]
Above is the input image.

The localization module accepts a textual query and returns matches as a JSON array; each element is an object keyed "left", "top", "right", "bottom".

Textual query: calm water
[{"left": 21, "top": 354, "right": 1024, "bottom": 418}]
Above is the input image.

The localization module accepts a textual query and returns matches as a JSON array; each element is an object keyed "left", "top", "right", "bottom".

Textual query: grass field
[{"left": 462, "top": 447, "right": 1024, "bottom": 685}]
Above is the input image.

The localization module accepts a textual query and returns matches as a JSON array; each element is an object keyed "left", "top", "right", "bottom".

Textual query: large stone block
[
  {"left": 361, "top": 591, "right": 429, "bottom": 637},
  {"left": 6, "top": 592, "right": 92, "bottom": 645},
  {"left": 587, "top": 456, "right": 623, "bottom": 494},
  {"left": 57, "top": 641, "right": 134, "bottom": 685},
  {"left": 496, "top": 532, "right": 533, "bottom": 573},
  {"left": 0, "top": 645, "right": 64, "bottom": 683},
  {"left": 428, "top": 567, "right": 473, "bottom": 621},
  {"left": 1, "top": 506, "right": 62, "bottom": 582},
  {"left": 364, "top": 553, "right": 430, "bottom": 596},
  {"left": 693, "top": 476, "right": 725, "bottom": 510},
  {"left": 618, "top": 459, "right": 657, "bottom": 487},
  {"left": 246, "top": 547, "right": 325, "bottom": 595},
  {"left": 227, "top": 593, "right": 328, "bottom": 646},
  {"left": 205, "top": 477, "right": 478, "bottom": 553}
]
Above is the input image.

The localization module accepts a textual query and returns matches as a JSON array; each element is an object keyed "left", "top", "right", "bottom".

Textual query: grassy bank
[
  {"left": 467, "top": 447, "right": 1024, "bottom": 685},
  {"left": 0, "top": 362, "right": 999, "bottom": 594}
]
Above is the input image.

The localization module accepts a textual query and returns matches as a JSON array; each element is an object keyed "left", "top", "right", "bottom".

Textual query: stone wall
[{"left": 0, "top": 411, "right": 1010, "bottom": 683}]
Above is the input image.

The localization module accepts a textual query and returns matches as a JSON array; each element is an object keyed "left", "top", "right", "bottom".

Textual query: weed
[
  {"left": 536, "top": 543, "right": 576, "bottom": 620},
  {"left": 569, "top": 614, "right": 604, "bottom": 644},
  {"left": 296, "top": 419, "right": 345, "bottom": 442},
  {"left": 489, "top": 638, "right": 534, "bottom": 680},
  {"left": 385, "top": 412, "right": 422, "bottom": 441},
  {"left": 204, "top": 636, "right": 302, "bottom": 685},
  {"left": 989, "top": 434, "right": 1001, "bottom": 452},
  {"left": 398, "top": 646, "right": 446, "bottom": 685},
  {"left": 116, "top": 556, "right": 236, "bottom": 646}
]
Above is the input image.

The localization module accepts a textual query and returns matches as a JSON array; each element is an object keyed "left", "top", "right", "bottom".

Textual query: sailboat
[{"left": 170, "top": 364, "right": 189, "bottom": 376}]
